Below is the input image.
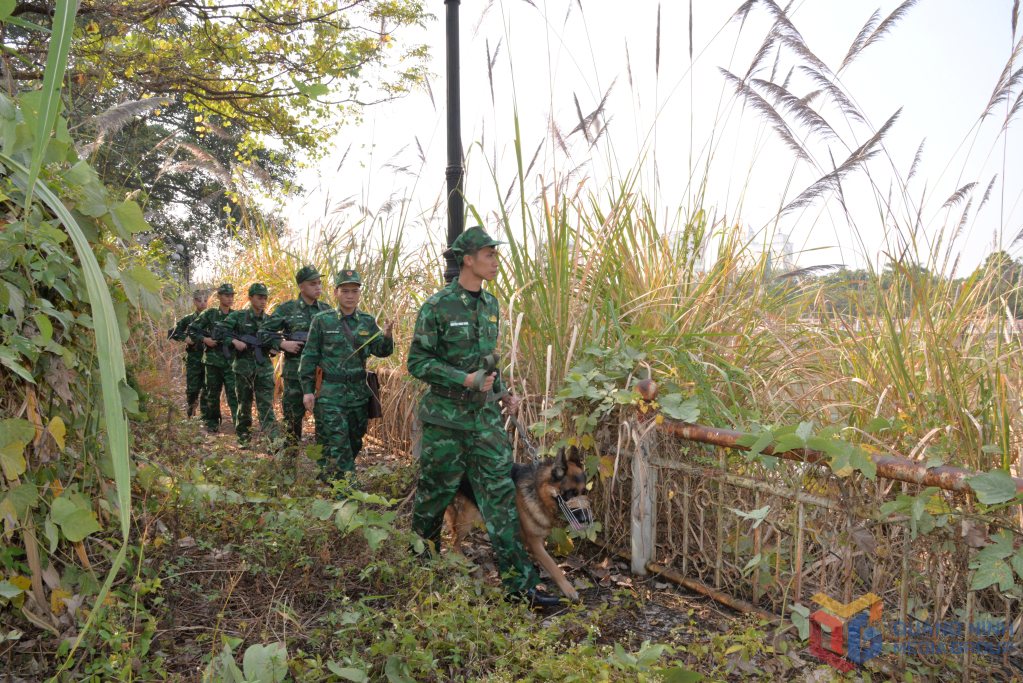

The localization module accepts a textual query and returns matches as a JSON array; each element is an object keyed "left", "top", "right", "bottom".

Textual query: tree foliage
[{"left": 5, "top": 0, "right": 432, "bottom": 155}]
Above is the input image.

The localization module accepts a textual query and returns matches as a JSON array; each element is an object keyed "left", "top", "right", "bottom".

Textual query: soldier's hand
[
  {"left": 232, "top": 339, "right": 247, "bottom": 351},
  {"left": 303, "top": 393, "right": 316, "bottom": 411},
  {"left": 185, "top": 336, "right": 196, "bottom": 345},
  {"left": 203, "top": 337, "right": 217, "bottom": 347},
  {"left": 281, "top": 340, "right": 303, "bottom": 354},
  {"left": 500, "top": 393, "right": 520, "bottom": 415},
  {"left": 382, "top": 318, "right": 394, "bottom": 338},
  {"left": 463, "top": 371, "right": 496, "bottom": 393}
]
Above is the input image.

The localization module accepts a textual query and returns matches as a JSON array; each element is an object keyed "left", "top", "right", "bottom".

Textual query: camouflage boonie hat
[
  {"left": 248, "top": 283, "right": 269, "bottom": 296},
  {"left": 216, "top": 283, "right": 235, "bottom": 295},
  {"left": 444, "top": 226, "right": 507, "bottom": 262},
  {"left": 295, "top": 265, "right": 322, "bottom": 284},
  {"left": 334, "top": 270, "right": 362, "bottom": 287},
  {"left": 192, "top": 289, "right": 207, "bottom": 301}
]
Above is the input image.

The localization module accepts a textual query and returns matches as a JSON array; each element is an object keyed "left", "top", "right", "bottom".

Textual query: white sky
[{"left": 276, "top": 0, "right": 1023, "bottom": 276}]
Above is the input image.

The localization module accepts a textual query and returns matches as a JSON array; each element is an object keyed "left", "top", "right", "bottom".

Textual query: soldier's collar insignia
[
  {"left": 489, "top": 316, "right": 497, "bottom": 322},
  {"left": 358, "top": 330, "right": 369, "bottom": 335}
]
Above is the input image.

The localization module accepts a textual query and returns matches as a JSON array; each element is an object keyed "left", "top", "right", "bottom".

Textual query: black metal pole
[{"left": 443, "top": 0, "right": 463, "bottom": 283}]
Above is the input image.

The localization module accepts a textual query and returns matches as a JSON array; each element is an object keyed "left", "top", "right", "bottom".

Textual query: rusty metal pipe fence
[{"left": 604, "top": 379, "right": 1023, "bottom": 682}]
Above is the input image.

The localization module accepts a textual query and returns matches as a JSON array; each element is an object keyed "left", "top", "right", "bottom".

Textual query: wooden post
[{"left": 631, "top": 420, "right": 657, "bottom": 575}]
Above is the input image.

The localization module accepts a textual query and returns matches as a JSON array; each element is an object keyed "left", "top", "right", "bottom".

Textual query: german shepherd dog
[{"left": 444, "top": 446, "right": 589, "bottom": 602}]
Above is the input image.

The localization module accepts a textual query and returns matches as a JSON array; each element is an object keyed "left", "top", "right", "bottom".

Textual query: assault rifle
[
  {"left": 185, "top": 323, "right": 214, "bottom": 346},
  {"left": 257, "top": 329, "right": 309, "bottom": 352},
  {"left": 213, "top": 326, "right": 277, "bottom": 365}
]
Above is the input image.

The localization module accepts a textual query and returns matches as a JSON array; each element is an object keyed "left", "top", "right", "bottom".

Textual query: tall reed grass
[{"left": 209, "top": 0, "right": 1023, "bottom": 476}]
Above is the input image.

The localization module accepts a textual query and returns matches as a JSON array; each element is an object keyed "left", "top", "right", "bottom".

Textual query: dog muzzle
[{"left": 558, "top": 495, "right": 594, "bottom": 532}]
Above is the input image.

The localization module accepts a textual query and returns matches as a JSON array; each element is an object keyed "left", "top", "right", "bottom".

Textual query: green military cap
[
  {"left": 295, "top": 265, "right": 322, "bottom": 284},
  {"left": 216, "top": 283, "right": 235, "bottom": 295},
  {"left": 444, "top": 226, "right": 507, "bottom": 261},
  {"left": 334, "top": 269, "right": 362, "bottom": 287},
  {"left": 248, "top": 283, "right": 270, "bottom": 296}
]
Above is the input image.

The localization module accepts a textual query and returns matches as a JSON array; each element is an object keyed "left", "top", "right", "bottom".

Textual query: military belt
[
  {"left": 428, "top": 384, "right": 506, "bottom": 406},
  {"left": 322, "top": 371, "right": 366, "bottom": 384}
]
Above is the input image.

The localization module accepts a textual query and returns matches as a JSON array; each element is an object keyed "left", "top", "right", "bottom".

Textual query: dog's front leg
[{"left": 525, "top": 537, "right": 580, "bottom": 602}]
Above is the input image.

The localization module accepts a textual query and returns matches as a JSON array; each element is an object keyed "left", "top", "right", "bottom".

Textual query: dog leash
[{"left": 508, "top": 413, "right": 540, "bottom": 467}]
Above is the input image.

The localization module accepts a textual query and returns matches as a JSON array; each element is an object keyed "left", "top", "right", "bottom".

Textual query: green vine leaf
[{"left": 968, "top": 468, "right": 1018, "bottom": 505}]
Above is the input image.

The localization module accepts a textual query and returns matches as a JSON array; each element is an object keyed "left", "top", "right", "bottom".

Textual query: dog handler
[
  {"left": 300, "top": 270, "right": 394, "bottom": 483},
  {"left": 407, "top": 226, "right": 560, "bottom": 608}
]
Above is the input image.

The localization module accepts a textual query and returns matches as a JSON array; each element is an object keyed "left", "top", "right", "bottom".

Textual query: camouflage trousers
[
  {"left": 234, "top": 371, "right": 279, "bottom": 446},
  {"left": 313, "top": 398, "right": 369, "bottom": 481},
  {"left": 184, "top": 353, "right": 205, "bottom": 416},
  {"left": 280, "top": 378, "right": 307, "bottom": 446},
  {"left": 412, "top": 422, "right": 539, "bottom": 594},
  {"left": 202, "top": 364, "right": 239, "bottom": 432}
]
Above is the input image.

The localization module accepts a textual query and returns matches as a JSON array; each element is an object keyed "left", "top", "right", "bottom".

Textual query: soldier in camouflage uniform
[
  {"left": 221, "top": 283, "right": 280, "bottom": 448},
  {"left": 300, "top": 270, "right": 393, "bottom": 481},
  {"left": 262, "top": 266, "right": 333, "bottom": 448},
  {"left": 407, "top": 226, "right": 559, "bottom": 607},
  {"left": 195, "top": 283, "right": 240, "bottom": 433},
  {"left": 169, "top": 290, "right": 208, "bottom": 417}
]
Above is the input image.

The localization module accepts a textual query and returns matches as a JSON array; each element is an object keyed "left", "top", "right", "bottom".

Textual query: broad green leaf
[
  {"left": 363, "top": 526, "right": 388, "bottom": 551},
  {"left": 728, "top": 505, "right": 771, "bottom": 529},
  {"left": 1012, "top": 548, "right": 1023, "bottom": 580},
  {"left": 119, "top": 381, "right": 140, "bottom": 415},
  {"left": 0, "top": 441, "right": 26, "bottom": 480},
  {"left": 773, "top": 433, "right": 805, "bottom": 454},
  {"left": 242, "top": 642, "right": 287, "bottom": 683},
  {"left": 748, "top": 430, "right": 773, "bottom": 456},
  {"left": 335, "top": 501, "right": 358, "bottom": 530},
  {"left": 968, "top": 468, "right": 1018, "bottom": 505},
  {"left": 0, "top": 580, "right": 23, "bottom": 599},
  {"left": 865, "top": 417, "right": 891, "bottom": 433},
  {"left": 790, "top": 602, "right": 811, "bottom": 640},
  {"left": 0, "top": 419, "right": 35, "bottom": 450},
  {"left": 384, "top": 656, "right": 414, "bottom": 683},
  {"left": 49, "top": 496, "right": 77, "bottom": 525},
  {"left": 119, "top": 268, "right": 140, "bottom": 308},
  {"left": 849, "top": 447, "right": 877, "bottom": 481},
  {"left": 110, "top": 200, "right": 150, "bottom": 235},
  {"left": 795, "top": 421, "right": 813, "bottom": 441},
  {"left": 970, "top": 555, "right": 1015, "bottom": 592},
  {"left": 310, "top": 499, "right": 335, "bottom": 521},
  {"left": 0, "top": 0, "right": 15, "bottom": 22},
  {"left": 128, "top": 264, "right": 162, "bottom": 293},
  {"left": 66, "top": 162, "right": 109, "bottom": 217},
  {"left": 24, "top": 0, "right": 77, "bottom": 207},
  {"left": 32, "top": 313, "right": 52, "bottom": 343},
  {"left": 659, "top": 393, "right": 700, "bottom": 422},
  {"left": 57, "top": 508, "right": 102, "bottom": 542},
  {"left": 326, "top": 662, "right": 368, "bottom": 683},
  {"left": 4, "top": 482, "right": 37, "bottom": 520}
]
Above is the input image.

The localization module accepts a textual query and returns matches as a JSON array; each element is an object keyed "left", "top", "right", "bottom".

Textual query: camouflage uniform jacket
[
  {"left": 170, "top": 311, "right": 204, "bottom": 356},
  {"left": 299, "top": 309, "right": 394, "bottom": 406},
  {"left": 262, "top": 297, "right": 333, "bottom": 379},
  {"left": 193, "top": 307, "right": 234, "bottom": 368},
  {"left": 220, "top": 308, "right": 272, "bottom": 378},
  {"left": 407, "top": 280, "right": 506, "bottom": 431}
]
